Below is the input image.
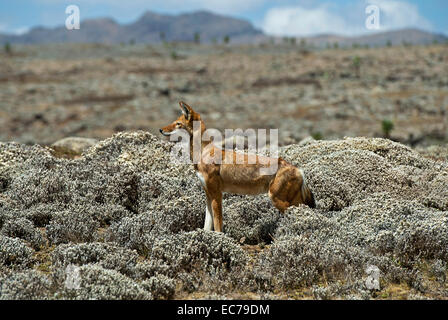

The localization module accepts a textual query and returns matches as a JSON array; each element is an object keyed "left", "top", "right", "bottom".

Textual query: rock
[
  {"left": 297, "top": 136, "right": 315, "bottom": 147},
  {"left": 51, "top": 137, "right": 99, "bottom": 157}
]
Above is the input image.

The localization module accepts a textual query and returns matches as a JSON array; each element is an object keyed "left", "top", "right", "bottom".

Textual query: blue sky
[{"left": 0, "top": 0, "right": 447, "bottom": 36}]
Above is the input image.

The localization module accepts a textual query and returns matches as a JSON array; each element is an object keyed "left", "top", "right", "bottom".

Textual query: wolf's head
[{"left": 160, "top": 101, "right": 204, "bottom": 137}]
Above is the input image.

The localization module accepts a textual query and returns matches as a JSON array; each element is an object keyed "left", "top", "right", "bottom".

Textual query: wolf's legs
[
  {"left": 204, "top": 175, "right": 223, "bottom": 232},
  {"left": 204, "top": 194, "right": 214, "bottom": 231}
]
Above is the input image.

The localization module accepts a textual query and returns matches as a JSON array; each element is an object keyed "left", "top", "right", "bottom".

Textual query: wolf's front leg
[{"left": 204, "top": 194, "right": 214, "bottom": 231}]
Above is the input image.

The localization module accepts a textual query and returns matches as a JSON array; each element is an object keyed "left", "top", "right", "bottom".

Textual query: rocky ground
[
  {"left": 0, "top": 43, "right": 447, "bottom": 146},
  {"left": 0, "top": 43, "right": 447, "bottom": 300}
]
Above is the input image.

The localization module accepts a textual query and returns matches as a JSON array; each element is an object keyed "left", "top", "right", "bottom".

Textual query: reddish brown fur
[{"left": 160, "top": 101, "right": 315, "bottom": 232}]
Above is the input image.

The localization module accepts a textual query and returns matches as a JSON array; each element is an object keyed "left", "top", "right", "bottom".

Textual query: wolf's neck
[{"left": 189, "top": 122, "right": 210, "bottom": 167}]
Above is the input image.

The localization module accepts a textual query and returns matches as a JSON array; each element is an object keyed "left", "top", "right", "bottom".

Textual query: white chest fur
[{"left": 196, "top": 171, "right": 206, "bottom": 189}]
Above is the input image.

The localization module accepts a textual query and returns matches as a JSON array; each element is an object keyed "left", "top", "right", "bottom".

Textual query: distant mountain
[
  {"left": 0, "top": 10, "right": 262, "bottom": 44},
  {"left": 124, "top": 11, "right": 261, "bottom": 43},
  {"left": 303, "top": 28, "right": 448, "bottom": 47},
  {"left": 1, "top": 10, "right": 446, "bottom": 47}
]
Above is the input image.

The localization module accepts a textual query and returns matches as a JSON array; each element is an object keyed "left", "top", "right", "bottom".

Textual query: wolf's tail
[{"left": 300, "top": 169, "right": 316, "bottom": 208}]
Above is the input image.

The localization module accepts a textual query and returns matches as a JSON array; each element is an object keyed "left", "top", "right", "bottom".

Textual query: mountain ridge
[
  {"left": 302, "top": 28, "right": 448, "bottom": 47},
  {"left": 1, "top": 10, "right": 446, "bottom": 46},
  {"left": 0, "top": 10, "right": 262, "bottom": 44}
]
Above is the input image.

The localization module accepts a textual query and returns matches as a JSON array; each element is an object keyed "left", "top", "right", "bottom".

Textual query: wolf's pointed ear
[{"left": 179, "top": 101, "right": 192, "bottom": 120}]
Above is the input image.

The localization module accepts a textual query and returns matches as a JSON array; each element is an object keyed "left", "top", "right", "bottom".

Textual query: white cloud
[
  {"left": 262, "top": 0, "right": 433, "bottom": 36},
  {"left": 367, "top": 0, "right": 433, "bottom": 31},
  {"left": 0, "top": 24, "right": 29, "bottom": 35},
  {"left": 12, "top": 26, "right": 30, "bottom": 35},
  {"left": 262, "top": 5, "right": 356, "bottom": 36}
]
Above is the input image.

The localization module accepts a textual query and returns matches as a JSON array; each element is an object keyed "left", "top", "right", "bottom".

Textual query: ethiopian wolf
[{"left": 160, "top": 101, "right": 315, "bottom": 232}]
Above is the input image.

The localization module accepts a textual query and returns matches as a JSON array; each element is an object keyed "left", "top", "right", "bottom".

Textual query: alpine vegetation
[{"left": 0, "top": 131, "right": 447, "bottom": 299}]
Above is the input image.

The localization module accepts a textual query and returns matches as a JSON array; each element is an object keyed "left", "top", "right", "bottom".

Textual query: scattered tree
[
  {"left": 311, "top": 132, "right": 323, "bottom": 140},
  {"left": 4, "top": 42, "right": 12, "bottom": 55},
  {"left": 170, "top": 50, "right": 179, "bottom": 60},
  {"left": 381, "top": 119, "right": 394, "bottom": 139},
  {"left": 352, "top": 56, "right": 361, "bottom": 78},
  {"left": 194, "top": 32, "right": 200, "bottom": 45},
  {"left": 223, "top": 35, "right": 230, "bottom": 45}
]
